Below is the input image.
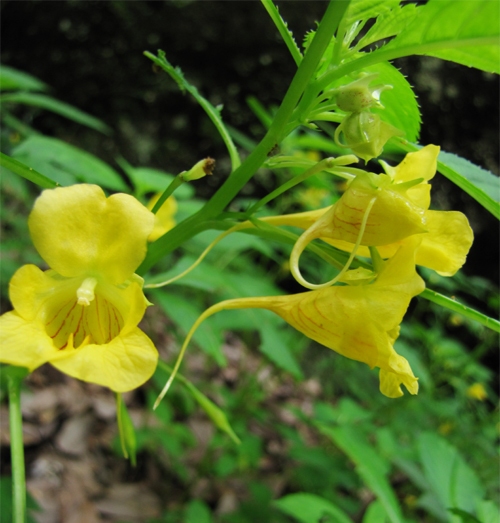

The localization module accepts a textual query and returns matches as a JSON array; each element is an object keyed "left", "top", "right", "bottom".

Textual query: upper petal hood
[{"left": 29, "top": 184, "right": 155, "bottom": 284}]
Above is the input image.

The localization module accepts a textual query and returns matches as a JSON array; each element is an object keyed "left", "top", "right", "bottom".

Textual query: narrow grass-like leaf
[
  {"left": 157, "top": 360, "right": 240, "bottom": 445},
  {"left": 381, "top": 0, "right": 500, "bottom": 73},
  {"left": 0, "top": 92, "right": 111, "bottom": 134},
  {"left": 0, "top": 152, "right": 58, "bottom": 189},
  {"left": 274, "top": 492, "right": 353, "bottom": 523},
  {"left": 116, "top": 393, "right": 137, "bottom": 465},
  {"left": 261, "top": 0, "right": 302, "bottom": 66},
  {"left": 0, "top": 64, "right": 48, "bottom": 92},
  {"left": 319, "top": 424, "right": 405, "bottom": 523},
  {"left": 11, "top": 136, "right": 127, "bottom": 190},
  {"left": 421, "top": 289, "right": 500, "bottom": 334},
  {"left": 144, "top": 50, "right": 241, "bottom": 172}
]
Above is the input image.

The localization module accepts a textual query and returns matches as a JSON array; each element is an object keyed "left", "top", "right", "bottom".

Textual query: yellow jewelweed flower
[
  {"left": 156, "top": 240, "right": 424, "bottom": 405},
  {"left": 0, "top": 184, "right": 158, "bottom": 392},
  {"left": 466, "top": 383, "right": 488, "bottom": 401},
  {"left": 267, "top": 146, "right": 473, "bottom": 277}
]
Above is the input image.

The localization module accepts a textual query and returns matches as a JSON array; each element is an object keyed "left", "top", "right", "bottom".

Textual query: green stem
[
  {"left": 8, "top": 373, "right": 26, "bottom": 523},
  {"left": 137, "top": 0, "right": 350, "bottom": 274},
  {"left": 151, "top": 175, "right": 185, "bottom": 214}
]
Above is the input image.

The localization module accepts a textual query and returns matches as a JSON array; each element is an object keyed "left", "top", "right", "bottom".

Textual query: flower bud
[
  {"left": 335, "top": 111, "right": 403, "bottom": 162},
  {"left": 335, "top": 73, "right": 391, "bottom": 112},
  {"left": 182, "top": 157, "right": 215, "bottom": 181}
]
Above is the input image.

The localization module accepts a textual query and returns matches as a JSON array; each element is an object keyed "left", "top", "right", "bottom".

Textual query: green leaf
[
  {"left": 152, "top": 290, "right": 226, "bottom": 366},
  {"left": 319, "top": 424, "right": 405, "bottom": 523},
  {"left": 0, "top": 93, "right": 111, "bottom": 134},
  {"left": 259, "top": 321, "right": 304, "bottom": 379},
  {"left": 144, "top": 50, "right": 241, "bottom": 172},
  {"left": 11, "top": 136, "right": 127, "bottom": 190},
  {"left": 185, "top": 500, "right": 213, "bottom": 523},
  {"left": 437, "top": 151, "right": 500, "bottom": 220},
  {"left": 273, "top": 492, "right": 353, "bottom": 523},
  {"left": 417, "top": 432, "right": 485, "bottom": 518},
  {"left": 381, "top": 0, "right": 500, "bottom": 73},
  {"left": 117, "top": 158, "right": 194, "bottom": 199},
  {"left": 344, "top": 0, "right": 400, "bottom": 27},
  {"left": 181, "top": 377, "right": 241, "bottom": 445},
  {"left": 363, "top": 500, "right": 389, "bottom": 523},
  {"left": 448, "top": 508, "right": 482, "bottom": 523},
  {"left": 367, "top": 61, "right": 421, "bottom": 142},
  {"left": 261, "top": 0, "right": 302, "bottom": 66},
  {"left": 0, "top": 64, "right": 48, "bottom": 92},
  {"left": 116, "top": 393, "right": 137, "bottom": 466},
  {"left": 476, "top": 500, "right": 500, "bottom": 523},
  {"left": 0, "top": 152, "right": 58, "bottom": 189},
  {"left": 356, "top": 3, "right": 419, "bottom": 50}
]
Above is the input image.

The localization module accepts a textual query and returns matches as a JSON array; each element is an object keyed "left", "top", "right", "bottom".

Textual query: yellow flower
[
  {"left": 146, "top": 193, "right": 178, "bottom": 242},
  {"left": 466, "top": 383, "right": 488, "bottom": 401},
  {"left": 158, "top": 240, "right": 424, "bottom": 403},
  {"left": 266, "top": 146, "right": 473, "bottom": 277},
  {"left": 0, "top": 184, "right": 158, "bottom": 392}
]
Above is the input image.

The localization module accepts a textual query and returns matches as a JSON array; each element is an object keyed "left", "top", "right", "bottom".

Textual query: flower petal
[
  {"left": 415, "top": 210, "right": 474, "bottom": 276},
  {"left": 147, "top": 194, "right": 177, "bottom": 242},
  {"left": 393, "top": 145, "right": 439, "bottom": 183},
  {"left": 0, "top": 311, "right": 57, "bottom": 370},
  {"left": 50, "top": 328, "right": 158, "bottom": 392},
  {"left": 29, "top": 185, "right": 155, "bottom": 284}
]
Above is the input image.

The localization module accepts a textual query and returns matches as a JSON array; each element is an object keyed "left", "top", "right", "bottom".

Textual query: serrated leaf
[
  {"left": 356, "top": 3, "right": 419, "bottom": 50},
  {"left": 274, "top": 492, "right": 353, "bottom": 523},
  {"left": 0, "top": 92, "right": 111, "bottom": 134},
  {"left": 144, "top": 50, "right": 240, "bottom": 171},
  {"left": 319, "top": 424, "right": 405, "bottom": 523},
  {"left": 0, "top": 64, "right": 48, "bottom": 92},
  {"left": 381, "top": 0, "right": 500, "bottom": 73},
  {"left": 344, "top": 0, "right": 400, "bottom": 27},
  {"left": 368, "top": 61, "right": 420, "bottom": 142},
  {"left": 437, "top": 151, "right": 500, "bottom": 220},
  {"left": 11, "top": 136, "right": 127, "bottom": 190}
]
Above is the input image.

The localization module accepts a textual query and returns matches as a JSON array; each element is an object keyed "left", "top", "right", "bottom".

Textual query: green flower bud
[
  {"left": 335, "top": 111, "right": 403, "bottom": 163},
  {"left": 335, "top": 73, "right": 391, "bottom": 113},
  {"left": 182, "top": 157, "right": 215, "bottom": 181}
]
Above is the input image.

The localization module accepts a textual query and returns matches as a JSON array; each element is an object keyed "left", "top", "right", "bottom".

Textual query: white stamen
[{"left": 77, "top": 277, "right": 98, "bottom": 306}]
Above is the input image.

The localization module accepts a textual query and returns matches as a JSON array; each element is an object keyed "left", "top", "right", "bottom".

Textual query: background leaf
[
  {"left": 0, "top": 64, "right": 48, "bottom": 92},
  {"left": 11, "top": 136, "right": 127, "bottom": 190},
  {"left": 274, "top": 492, "right": 353, "bottom": 523},
  {"left": 381, "top": 0, "right": 500, "bottom": 73}
]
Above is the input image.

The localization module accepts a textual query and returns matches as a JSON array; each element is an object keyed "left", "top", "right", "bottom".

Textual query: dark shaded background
[{"left": 1, "top": 0, "right": 499, "bottom": 284}]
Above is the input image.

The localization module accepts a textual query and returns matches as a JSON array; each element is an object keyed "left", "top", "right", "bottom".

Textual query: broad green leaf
[
  {"left": 418, "top": 432, "right": 485, "bottom": 519},
  {"left": 185, "top": 500, "right": 213, "bottom": 523},
  {"left": 0, "top": 64, "right": 48, "bottom": 92},
  {"left": 363, "top": 500, "right": 389, "bottom": 523},
  {"left": 368, "top": 61, "right": 421, "bottom": 142},
  {"left": 476, "top": 500, "right": 500, "bottom": 523},
  {"left": 319, "top": 424, "right": 405, "bottom": 523},
  {"left": 0, "top": 152, "right": 58, "bottom": 189},
  {"left": 11, "top": 136, "right": 127, "bottom": 190},
  {"left": 448, "top": 508, "right": 482, "bottom": 523},
  {"left": 0, "top": 92, "right": 111, "bottom": 134},
  {"left": 144, "top": 50, "right": 241, "bottom": 172},
  {"left": 152, "top": 289, "right": 226, "bottom": 366},
  {"left": 344, "top": 0, "right": 400, "bottom": 27},
  {"left": 259, "top": 321, "right": 304, "bottom": 379},
  {"left": 381, "top": 0, "right": 500, "bottom": 73},
  {"left": 117, "top": 158, "right": 194, "bottom": 199},
  {"left": 273, "top": 492, "right": 353, "bottom": 523},
  {"left": 356, "top": 3, "right": 419, "bottom": 50},
  {"left": 437, "top": 151, "right": 500, "bottom": 220}
]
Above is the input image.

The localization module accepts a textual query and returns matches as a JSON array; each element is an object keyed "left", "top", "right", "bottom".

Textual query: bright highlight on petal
[{"left": 0, "top": 184, "right": 159, "bottom": 392}]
